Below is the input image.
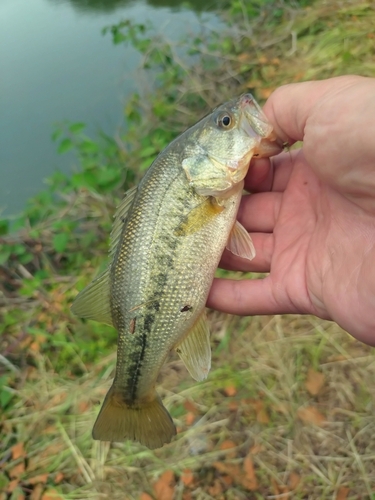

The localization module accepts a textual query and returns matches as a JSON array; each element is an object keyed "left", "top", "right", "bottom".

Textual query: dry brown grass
[{"left": 2, "top": 313, "right": 375, "bottom": 498}]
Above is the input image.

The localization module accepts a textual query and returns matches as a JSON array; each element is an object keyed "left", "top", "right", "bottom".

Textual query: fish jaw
[{"left": 239, "top": 93, "right": 284, "bottom": 157}]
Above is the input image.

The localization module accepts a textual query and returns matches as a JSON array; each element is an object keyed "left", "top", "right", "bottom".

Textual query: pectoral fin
[
  {"left": 71, "top": 268, "right": 113, "bottom": 326},
  {"left": 175, "top": 311, "right": 211, "bottom": 381},
  {"left": 226, "top": 220, "right": 256, "bottom": 260},
  {"left": 175, "top": 198, "right": 224, "bottom": 236}
]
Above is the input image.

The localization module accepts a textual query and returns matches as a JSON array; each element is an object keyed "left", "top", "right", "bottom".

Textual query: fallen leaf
[
  {"left": 327, "top": 354, "right": 346, "bottom": 362},
  {"left": 223, "top": 385, "right": 237, "bottom": 397},
  {"left": 288, "top": 471, "right": 300, "bottom": 490},
  {"left": 336, "top": 486, "right": 350, "bottom": 500},
  {"left": 246, "top": 79, "right": 262, "bottom": 89},
  {"left": 7, "top": 479, "right": 19, "bottom": 493},
  {"left": 154, "top": 470, "right": 175, "bottom": 500},
  {"left": 27, "top": 444, "right": 65, "bottom": 472},
  {"left": 252, "top": 401, "right": 270, "bottom": 424},
  {"left": 249, "top": 444, "right": 263, "bottom": 455},
  {"left": 213, "top": 462, "right": 240, "bottom": 479},
  {"left": 273, "top": 402, "right": 290, "bottom": 415},
  {"left": 220, "top": 440, "right": 237, "bottom": 458},
  {"left": 271, "top": 478, "right": 280, "bottom": 495},
  {"left": 54, "top": 472, "right": 64, "bottom": 484},
  {"left": 258, "top": 88, "right": 274, "bottom": 99},
  {"left": 305, "top": 368, "right": 325, "bottom": 395},
  {"left": 180, "top": 469, "right": 194, "bottom": 487},
  {"left": 228, "top": 400, "right": 239, "bottom": 411},
  {"left": 28, "top": 474, "right": 49, "bottom": 485},
  {"left": 139, "top": 494, "right": 153, "bottom": 500},
  {"left": 9, "top": 462, "right": 25, "bottom": 479},
  {"left": 237, "top": 53, "right": 250, "bottom": 62},
  {"left": 41, "top": 489, "right": 64, "bottom": 500},
  {"left": 78, "top": 401, "right": 90, "bottom": 413},
  {"left": 297, "top": 406, "right": 326, "bottom": 426},
  {"left": 183, "top": 399, "right": 198, "bottom": 414},
  {"left": 271, "top": 479, "right": 289, "bottom": 496},
  {"left": 208, "top": 479, "right": 223, "bottom": 496},
  {"left": 221, "top": 475, "right": 233, "bottom": 487},
  {"left": 11, "top": 443, "right": 26, "bottom": 460},
  {"left": 30, "top": 483, "right": 44, "bottom": 500},
  {"left": 242, "top": 455, "right": 258, "bottom": 491},
  {"left": 185, "top": 412, "right": 195, "bottom": 426}
]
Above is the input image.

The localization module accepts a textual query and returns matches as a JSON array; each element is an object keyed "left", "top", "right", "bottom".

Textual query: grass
[{"left": 1, "top": 0, "right": 375, "bottom": 498}]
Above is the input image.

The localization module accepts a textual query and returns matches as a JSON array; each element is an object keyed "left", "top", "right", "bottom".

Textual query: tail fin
[{"left": 92, "top": 385, "right": 176, "bottom": 450}]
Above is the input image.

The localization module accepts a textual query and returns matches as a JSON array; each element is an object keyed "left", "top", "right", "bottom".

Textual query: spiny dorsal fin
[
  {"left": 109, "top": 185, "right": 138, "bottom": 259},
  {"left": 71, "top": 268, "right": 113, "bottom": 326},
  {"left": 175, "top": 311, "right": 211, "bottom": 381},
  {"left": 226, "top": 220, "right": 256, "bottom": 261}
]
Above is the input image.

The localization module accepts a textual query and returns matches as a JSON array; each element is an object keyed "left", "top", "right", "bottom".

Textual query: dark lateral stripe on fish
[
  {"left": 127, "top": 329, "right": 148, "bottom": 403},
  {"left": 126, "top": 305, "right": 160, "bottom": 403}
]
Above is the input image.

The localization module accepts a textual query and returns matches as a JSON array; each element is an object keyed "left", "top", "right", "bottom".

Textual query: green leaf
[
  {"left": 69, "top": 122, "right": 86, "bottom": 134},
  {"left": 51, "top": 128, "right": 63, "bottom": 142},
  {"left": 0, "top": 472, "right": 9, "bottom": 491},
  {"left": 0, "top": 247, "right": 11, "bottom": 265},
  {"left": 19, "top": 252, "right": 33, "bottom": 265},
  {"left": 80, "top": 140, "right": 99, "bottom": 154},
  {"left": 58, "top": 138, "right": 74, "bottom": 154},
  {"left": 53, "top": 233, "right": 69, "bottom": 253},
  {"left": 0, "top": 219, "right": 9, "bottom": 236},
  {"left": 0, "top": 389, "right": 13, "bottom": 409},
  {"left": 13, "top": 244, "right": 26, "bottom": 256},
  {"left": 139, "top": 145, "right": 157, "bottom": 158}
]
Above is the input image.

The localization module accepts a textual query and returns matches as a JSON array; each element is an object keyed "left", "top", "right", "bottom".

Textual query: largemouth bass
[{"left": 71, "top": 94, "right": 282, "bottom": 449}]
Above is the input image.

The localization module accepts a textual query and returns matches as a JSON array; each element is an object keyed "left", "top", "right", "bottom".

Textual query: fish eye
[
  {"left": 217, "top": 113, "right": 233, "bottom": 129},
  {"left": 222, "top": 116, "right": 231, "bottom": 126}
]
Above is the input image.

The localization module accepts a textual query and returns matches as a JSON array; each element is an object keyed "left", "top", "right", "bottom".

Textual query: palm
[{"left": 208, "top": 150, "right": 375, "bottom": 345}]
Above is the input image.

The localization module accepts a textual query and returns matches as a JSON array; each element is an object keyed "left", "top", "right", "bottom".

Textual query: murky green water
[{"left": 0, "top": 0, "right": 221, "bottom": 216}]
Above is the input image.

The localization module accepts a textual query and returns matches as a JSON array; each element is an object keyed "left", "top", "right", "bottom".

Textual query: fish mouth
[{"left": 239, "top": 93, "right": 284, "bottom": 156}]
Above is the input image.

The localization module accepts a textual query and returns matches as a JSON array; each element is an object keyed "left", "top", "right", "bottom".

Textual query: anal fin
[{"left": 175, "top": 311, "right": 211, "bottom": 381}]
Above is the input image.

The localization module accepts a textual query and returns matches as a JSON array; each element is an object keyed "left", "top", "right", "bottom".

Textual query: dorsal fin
[
  {"left": 71, "top": 268, "right": 113, "bottom": 326},
  {"left": 109, "top": 185, "right": 138, "bottom": 259}
]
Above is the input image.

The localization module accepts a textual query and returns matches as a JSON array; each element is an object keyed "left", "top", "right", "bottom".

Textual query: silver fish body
[{"left": 71, "top": 94, "right": 282, "bottom": 449}]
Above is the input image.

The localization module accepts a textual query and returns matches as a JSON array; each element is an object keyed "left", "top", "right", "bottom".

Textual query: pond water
[{"left": 0, "top": 0, "right": 221, "bottom": 216}]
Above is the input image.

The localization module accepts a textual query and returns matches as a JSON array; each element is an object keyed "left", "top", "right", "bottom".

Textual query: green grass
[{"left": 1, "top": 0, "right": 375, "bottom": 498}]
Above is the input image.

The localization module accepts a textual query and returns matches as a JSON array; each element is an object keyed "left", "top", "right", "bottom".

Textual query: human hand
[{"left": 208, "top": 75, "right": 375, "bottom": 345}]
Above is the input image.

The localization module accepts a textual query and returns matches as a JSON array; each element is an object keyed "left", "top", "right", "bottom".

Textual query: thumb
[{"left": 262, "top": 75, "right": 365, "bottom": 145}]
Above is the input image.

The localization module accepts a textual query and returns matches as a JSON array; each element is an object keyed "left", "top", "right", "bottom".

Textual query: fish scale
[{"left": 71, "top": 94, "right": 282, "bottom": 449}]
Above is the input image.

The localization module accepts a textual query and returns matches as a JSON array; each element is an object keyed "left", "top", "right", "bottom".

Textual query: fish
[{"left": 71, "top": 94, "right": 282, "bottom": 449}]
